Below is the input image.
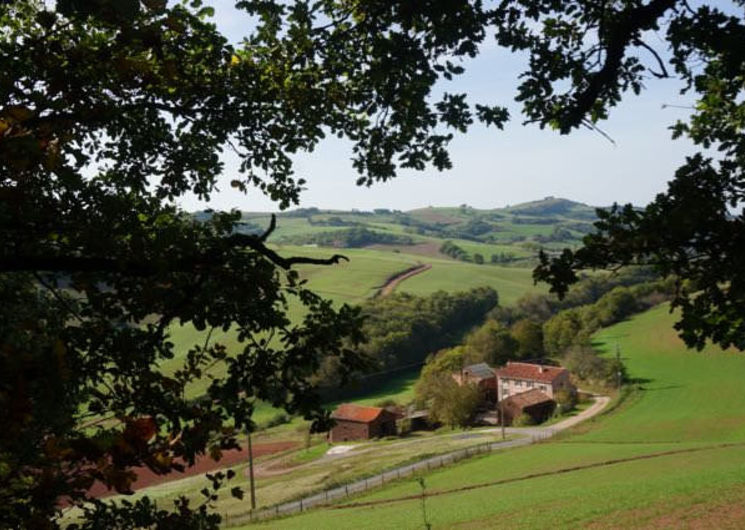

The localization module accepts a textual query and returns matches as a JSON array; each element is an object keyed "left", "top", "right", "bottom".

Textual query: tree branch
[
  {"left": 1, "top": 231, "right": 348, "bottom": 275},
  {"left": 568, "top": 0, "right": 677, "bottom": 128},
  {"left": 635, "top": 39, "right": 670, "bottom": 78}
]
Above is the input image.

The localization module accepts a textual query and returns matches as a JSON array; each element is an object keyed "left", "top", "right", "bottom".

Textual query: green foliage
[
  {"left": 519, "top": 2, "right": 745, "bottom": 351},
  {"left": 563, "top": 346, "right": 625, "bottom": 388},
  {"left": 512, "top": 413, "right": 537, "bottom": 427},
  {"left": 284, "top": 227, "right": 413, "bottom": 248},
  {"left": 358, "top": 288, "right": 498, "bottom": 371},
  {"left": 262, "top": 412, "right": 291, "bottom": 429},
  {"left": 440, "top": 240, "right": 469, "bottom": 260},
  {"left": 543, "top": 309, "right": 587, "bottom": 356},
  {"left": 420, "top": 375, "right": 481, "bottom": 429},
  {"left": 543, "top": 280, "right": 675, "bottom": 356},
  {"left": 554, "top": 388, "right": 577, "bottom": 414},
  {"left": 511, "top": 319, "right": 544, "bottom": 359},
  {"left": 463, "top": 320, "right": 518, "bottom": 366}
]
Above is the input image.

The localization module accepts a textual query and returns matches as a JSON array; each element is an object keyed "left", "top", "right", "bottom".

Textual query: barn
[
  {"left": 499, "top": 388, "right": 556, "bottom": 425},
  {"left": 329, "top": 403, "right": 398, "bottom": 442}
]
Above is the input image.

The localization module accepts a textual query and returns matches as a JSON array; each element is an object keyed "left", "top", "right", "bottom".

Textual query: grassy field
[
  {"left": 161, "top": 243, "right": 542, "bottom": 400},
  {"left": 104, "top": 369, "right": 502, "bottom": 519},
  {"left": 326, "top": 368, "right": 420, "bottom": 409},
  {"left": 245, "top": 304, "right": 745, "bottom": 528},
  {"left": 397, "top": 256, "right": 545, "bottom": 306}
]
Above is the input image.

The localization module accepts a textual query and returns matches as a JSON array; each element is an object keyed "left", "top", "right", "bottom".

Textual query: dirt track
[
  {"left": 378, "top": 263, "right": 431, "bottom": 296},
  {"left": 88, "top": 441, "right": 298, "bottom": 498}
]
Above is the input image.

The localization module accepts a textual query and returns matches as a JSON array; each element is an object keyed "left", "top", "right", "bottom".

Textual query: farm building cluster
[{"left": 329, "top": 361, "right": 576, "bottom": 442}]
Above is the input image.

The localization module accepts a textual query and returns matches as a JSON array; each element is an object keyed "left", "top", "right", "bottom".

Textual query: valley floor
[{"left": 239, "top": 304, "right": 745, "bottom": 529}]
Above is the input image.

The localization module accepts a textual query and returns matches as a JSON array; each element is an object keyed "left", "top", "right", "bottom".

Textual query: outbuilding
[
  {"left": 452, "top": 362, "right": 498, "bottom": 403},
  {"left": 498, "top": 388, "right": 556, "bottom": 425},
  {"left": 329, "top": 403, "right": 398, "bottom": 442}
]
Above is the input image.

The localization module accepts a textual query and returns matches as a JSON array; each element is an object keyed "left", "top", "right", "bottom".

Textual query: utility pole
[
  {"left": 499, "top": 382, "right": 506, "bottom": 441},
  {"left": 247, "top": 430, "right": 256, "bottom": 510},
  {"left": 616, "top": 342, "right": 622, "bottom": 391}
]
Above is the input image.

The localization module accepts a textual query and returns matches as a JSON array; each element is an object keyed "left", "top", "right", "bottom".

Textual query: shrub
[
  {"left": 263, "top": 412, "right": 291, "bottom": 429},
  {"left": 555, "top": 388, "right": 577, "bottom": 414},
  {"left": 512, "top": 413, "right": 536, "bottom": 427}
]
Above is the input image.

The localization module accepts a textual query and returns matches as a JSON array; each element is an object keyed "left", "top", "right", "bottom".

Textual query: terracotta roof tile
[
  {"left": 495, "top": 362, "right": 567, "bottom": 383},
  {"left": 503, "top": 388, "right": 554, "bottom": 408},
  {"left": 331, "top": 403, "right": 384, "bottom": 423}
]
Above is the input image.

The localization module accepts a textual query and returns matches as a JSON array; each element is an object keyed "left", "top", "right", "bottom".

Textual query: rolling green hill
[
  {"left": 169, "top": 198, "right": 591, "bottom": 403},
  {"left": 248, "top": 304, "right": 745, "bottom": 529},
  {"left": 233, "top": 196, "right": 600, "bottom": 256}
]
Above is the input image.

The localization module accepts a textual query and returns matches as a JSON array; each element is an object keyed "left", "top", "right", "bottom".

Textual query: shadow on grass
[{"left": 322, "top": 366, "right": 421, "bottom": 406}]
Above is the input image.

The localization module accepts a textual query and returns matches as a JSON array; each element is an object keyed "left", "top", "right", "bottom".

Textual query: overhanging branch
[{"left": 0, "top": 216, "right": 348, "bottom": 275}]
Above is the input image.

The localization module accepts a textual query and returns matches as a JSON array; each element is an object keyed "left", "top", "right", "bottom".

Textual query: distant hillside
[
  {"left": 505, "top": 196, "right": 597, "bottom": 219},
  {"left": 191, "top": 198, "right": 602, "bottom": 267}
]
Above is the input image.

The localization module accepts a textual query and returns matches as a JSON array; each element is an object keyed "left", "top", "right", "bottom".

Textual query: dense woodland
[{"left": 313, "top": 287, "right": 498, "bottom": 390}]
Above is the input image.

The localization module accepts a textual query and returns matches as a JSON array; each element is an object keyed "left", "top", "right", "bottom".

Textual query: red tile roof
[
  {"left": 504, "top": 388, "right": 554, "bottom": 408},
  {"left": 331, "top": 403, "right": 385, "bottom": 423},
  {"left": 495, "top": 362, "right": 567, "bottom": 383}
]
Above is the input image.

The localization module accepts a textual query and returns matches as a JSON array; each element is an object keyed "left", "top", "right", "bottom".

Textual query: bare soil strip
[
  {"left": 378, "top": 264, "right": 432, "bottom": 297},
  {"left": 331, "top": 441, "right": 745, "bottom": 510},
  {"left": 89, "top": 441, "right": 299, "bottom": 498}
]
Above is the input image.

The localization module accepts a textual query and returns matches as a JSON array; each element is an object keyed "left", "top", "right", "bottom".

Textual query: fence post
[
  {"left": 300, "top": 499, "right": 303, "bottom": 512},
  {"left": 275, "top": 505, "right": 279, "bottom": 516},
  {"left": 345, "top": 484, "right": 349, "bottom": 496},
  {"left": 325, "top": 490, "right": 329, "bottom": 502},
  {"left": 382, "top": 473, "right": 385, "bottom": 485},
  {"left": 397, "top": 468, "right": 401, "bottom": 479}
]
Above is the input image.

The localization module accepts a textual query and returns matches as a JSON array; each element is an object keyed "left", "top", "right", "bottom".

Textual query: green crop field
[
  {"left": 246, "top": 304, "right": 745, "bottom": 529},
  {"left": 396, "top": 256, "right": 545, "bottom": 306}
]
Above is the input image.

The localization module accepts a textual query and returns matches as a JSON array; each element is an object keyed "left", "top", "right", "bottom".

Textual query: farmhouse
[
  {"left": 495, "top": 361, "right": 574, "bottom": 401},
  {"left": 499, "top": 388, "right": 556, "bottom": 425},
  {"left": 452, "top": 362, "right": 498, "bottom": 402},
  {"left": 329, "top": 403, "right": 397, "bottom": 443}
]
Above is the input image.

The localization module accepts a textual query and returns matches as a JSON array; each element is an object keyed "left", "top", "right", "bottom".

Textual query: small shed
[
  {"left": 453, "top": 362, "right": 498, "bottom": 403},
  {"left": 402, "top": 410, "right": 433, "bottom": 432},
  {"left": 499, "top": 389, "right": 556, "bottom": 426},
  {"left": 329, "top": 403, "right": 398, "bottom": 442}
]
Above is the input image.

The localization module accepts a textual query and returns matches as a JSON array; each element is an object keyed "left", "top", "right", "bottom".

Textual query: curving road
[{"left": 226, "top": 395, "right": 610, "bottom": 526}]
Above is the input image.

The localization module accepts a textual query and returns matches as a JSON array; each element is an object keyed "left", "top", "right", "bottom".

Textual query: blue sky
[{"left": 180, "top": 3, "right": 697, "bottom": 213}]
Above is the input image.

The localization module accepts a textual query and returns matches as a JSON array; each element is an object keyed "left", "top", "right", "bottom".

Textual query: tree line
[
  {"left": 312, "top": 287, "right": 498, "bottom": 391},
  {"left": 283, "top": 227, "right": 413, "bottom": 248},
  {"left": 414, "top": 269, "right": 677, "bottom": 425}
]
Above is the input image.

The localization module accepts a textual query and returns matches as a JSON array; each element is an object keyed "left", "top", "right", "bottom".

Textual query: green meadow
[
  {"left": 161, "top": 243, "right": 542, "bottom": 401},
  {"left": 245, "top": 304, "right": 745, "bottom": 528},
  {"left": 397, "top": 256, "right": 545, "bottom": 305}
]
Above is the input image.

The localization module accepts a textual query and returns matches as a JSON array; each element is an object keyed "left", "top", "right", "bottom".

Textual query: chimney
[{"left": 539, "top": 365, "right": 545, "bottom": 373}]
